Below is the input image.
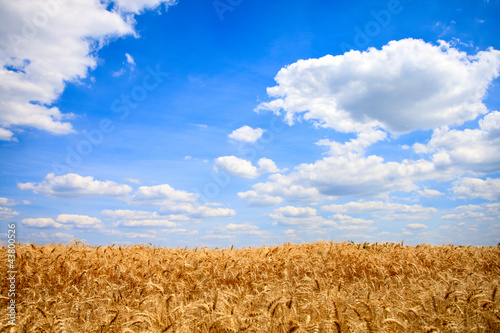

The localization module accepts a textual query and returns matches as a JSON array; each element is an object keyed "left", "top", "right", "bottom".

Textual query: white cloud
[
  {"left": 125, "top": 53, "right": 135, "bottom": 65},
  {"left": 18, "top": 173, "right": 236, "bottom": 221},
  {"left": 161, "top": 204, "right": 236, "bottom": 218},
  {"left": 237, "top": 191, "right": 283, "bottom": 206},
  {"left": 316, "top": 130, "right": 387, "bottom": 156},
  {"left": 117, "top": 219, "right": 177, "bottom": 227},
  {"left": 112, "top": 0, "right": 177, "bottom": 14},
  {"left": 18, "top": 173, "right": 132, "bottom": 198},
  {"left": 21, "top": 214, "right": 103, "bottom": 229},
  {"left": 228, "top": 126, "right": 265, "bottom": 143},
  {"left": 239, "top": 154, "right": 434, "bottom": 204},
  {"left": 270, "top": 206, "right": 337, "bottom": 227},
  {"left": 238, "top": 111, "right": 499, "bottom": 207},
  {"left": 442, "top": 211, "right": 493, "bottom": 221},
  {"left": 125, "top": 177, "right": 141, "bottom": 184},
  {"left": 0, "top": 128, "right": 16, "bottom": 141},
  {"left": 214, "top": 156, "right": 283, "bottom": 179},
  {"left": 257, "top": 38, "right": 500, "bottom": 134},
  {"left": 102, "top": 209, "right": 180, "bottom": 220},
  {"left": 332, "top": 214, "right": 374, "bottom": 225},
  {"left": 273, "top": 206, "right": 317, "bottom": 218},
  {"left": 113, "top": 53, "right": 136, "bottom": 77},
  {"left": 0, "top": 207, "right": 20, "bottom": 220},
  {"left": 160, "top": 228, "right": 199, "bottom": 235},
  {"left": 132, "top": 184, "right": 197, "bottom": 205},
  {"left": 56, "top": 214, "right": 103, "bottom": 228},
  {"left": 0, "top": 0, "right": 177, "bottom": 140},
  {"left": 406, "top": 223, "right": 428, "bottom": 230},
  {"left": 54, "top": 232, "right": 75, "bottom": 240},
  {"left": 102, "top": 209, "right": 183, "bottom": 227},
  {"left": 224, "top": 223, "right": 258, "bottom": 231},
  {"left": 414, "top": 111, "right": 500, "bottom": 174},
  {"left": 201, "top": 234, "right": 234, "bottom": 240},
  {"left": 442, "top": 202, "right": 500, "bottom": 223},
  {"left": 109, "top": 229, "right": 156, "bottom": 239},
  {"left": 452, "top": 177, "right": 500, "bottom": 201},
  {"left": 322, "top": 201, "right": 437, "bottom": 220},
  {"left": 417, "top": 188, "right": 443, "bottom": 198},
  {"left": 22, "top": 218, "right": 63, "bottom": 228},
  {"left": 0, "top": 197, "right": 30, "bottom": 206},
  {"left": 210, "top": 222, "right": 269, "bottom": 238}
]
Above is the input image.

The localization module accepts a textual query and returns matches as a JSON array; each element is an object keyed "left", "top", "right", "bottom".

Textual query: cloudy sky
[{"left": 1, "top": 0, "right": 499, "bottom": 247}]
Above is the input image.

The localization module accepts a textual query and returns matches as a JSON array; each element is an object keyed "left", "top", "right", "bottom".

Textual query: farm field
[{"left": 1, "top": 241, "right": 500, "bottom": 332}]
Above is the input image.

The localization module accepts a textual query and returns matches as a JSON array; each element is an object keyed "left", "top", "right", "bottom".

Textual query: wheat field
[{"left": 1, "top": 241, "right": 499, "bottom": 332}]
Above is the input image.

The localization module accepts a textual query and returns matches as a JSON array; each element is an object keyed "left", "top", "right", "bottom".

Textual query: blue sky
[{"left": 1, "top": 0, "right": 499, "bottom": 247}]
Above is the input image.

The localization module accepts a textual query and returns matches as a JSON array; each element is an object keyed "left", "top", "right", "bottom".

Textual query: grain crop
[{"left": 1, "top": 241, "right": 499, "bottom": 332}]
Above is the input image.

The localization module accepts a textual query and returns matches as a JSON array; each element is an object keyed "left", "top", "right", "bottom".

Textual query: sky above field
[{"left": 1, "top": 0, "right": 500, "bottom": 247}]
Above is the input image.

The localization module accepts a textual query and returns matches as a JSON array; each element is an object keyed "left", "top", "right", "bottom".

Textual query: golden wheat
[{"left": 1, "top": 241, "right": 499, "bottom": 332}]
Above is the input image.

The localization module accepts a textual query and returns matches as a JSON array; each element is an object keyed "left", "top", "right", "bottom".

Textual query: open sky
[{"left": 1, "top": 0, "right": 500, "bottom": 247}]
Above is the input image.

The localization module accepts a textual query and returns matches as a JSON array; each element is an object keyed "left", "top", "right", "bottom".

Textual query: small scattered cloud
[
  {"left": 22, "top": 218, "right": 64, "bottom": 229},
  {"left": 228, "top": 126, "right": 265, "bottom": 143},
  {"left": 417, "top": 188, "right": 443, "bottom": 198},
  {"left": 125, "top": 177, "right": 141, "bottom": 184},
  {"left": 322, "top": 201, "right": 437, "bottom": 220},
  {"left": 18, "top": 173, "right": 133, "bottom": 198},
  {"left": 257, "top": 39, "right": 500, "bottom": 134},
  {"left": 0, "top": 197, "right": 30, "bottom": 206},
  {"left": 125, "top": 53, "right": 135, "bottom": 66},
  {"left": 0, "top": 207, "right": 20, "bottom": 220},
  {"left": 452, "top": 177, "right": 500, "bottom": 201},
  {"left": 406, "top": 223, "right": 428, "bottom": 230},
  {"left": 22, "top": 214, "right": 103, "bottom": 229},
  {"left": 214, "top": 156, "right": 284, "bottom": 179}
]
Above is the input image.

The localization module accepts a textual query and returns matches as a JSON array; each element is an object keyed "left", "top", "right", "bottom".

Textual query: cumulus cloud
[
  {"left": 0, "top": 0, "right": 177, "bottom": 140},
  {"left": 22, "top": 218, "right": 63, "bottom": 228},
  {"left": 132, "top": 184, "right": 197, "bottom": 205},
  {"left": 228, "top": 126, "right": 265, "bottom": 143},
  {"left": 161, "top": 204, "right": 236, "bottom": 219},
  {"left": 112, "top": 0, "right": 177, "bottom": 14},
  {"left": 210, "top": 222, "right": 269, "bottom": 238},
  {"left": 239, "top": 110, "right": 500, "bottom": 206},
  {"left": 414, "top": 111, "right": 500, "bottom": 174},
  {"left": 406, "top": 223, "right": 428, "bottom": 230},
  {"left": 257, "top": 38, "right": 500, "bottom": 134},
  {"left": 237, "top": 191, "right": 283, "bottom": 206},
  {"left": 0, "top": 196, "right": 30, "bottom": 220},
  {"left": 442, "top": 203, "right": 500, "bottom": 222},
  {"left": 130, "top": 184, "right": 236, "bottom": 218},
  {"left": 18, "top": 173, "right": 132, "bottom": 198},
  {"left": 238, "top": 154, "right": 434, "bottom": 204},
  {"left": 316, "top": 130, "right": 387, "bottom": 156},
  {"left": 160, "top": 228, "right": 199, "bottom": 236},
  {"left": 0, "top": 207, "right": 20, "bottom": 220},
  {"left": 322, "top": 201, "right": 437, "bottom": 220},
  {"left": 0, "top": 197, "right": 30, "bottom": 206},
  {"left": 102, "top": 209, "right": 182, "bottom": 227},
  {"left": 270, "top": 206, "right": 336, "bottom": 227},
  {"left": 214, "top": 156, "right": 283, "bottom": 179},
  {"left": 442, "top": 211, "right": 493, "bottom": 221},
  {"left": 269, "top": 206, "right": 377, "bottom": 232},
  {"left": 417, "top": 188, "right": 443, "bottom": 198},
  {"left": 225, "top": 223, "right": 259, "bottom": 231},
  {"left": 56, "top": 214, "right": 103, "bottom": 228},
  {"left": 109, "top": 229, "right": 157, "bottom": 239},
  {"left": 452, "top": 177, "right": 500, "bottom": 201},
  {"left": 22, "top": 214, "right": 103, "bottom": 229},
  {"left": 102, "top": 209, "right": 186, "bottom": 221}
]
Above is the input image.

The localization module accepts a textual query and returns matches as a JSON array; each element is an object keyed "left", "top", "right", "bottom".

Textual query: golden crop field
[{"left": 1, "top": 241, "right": 500, "bottom": 332}]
